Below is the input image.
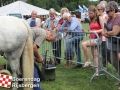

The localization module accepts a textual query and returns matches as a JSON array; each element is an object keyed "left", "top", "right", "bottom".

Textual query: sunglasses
[
  {"left": 106, "top": 10, "right": 112, "bottom": 14},
  {"left": 97, "top": 9, "right": 102, "bottom": 11}
]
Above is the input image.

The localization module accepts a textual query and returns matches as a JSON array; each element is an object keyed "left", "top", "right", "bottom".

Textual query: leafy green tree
[{"left": 0, "top": 0, "right": 18, "bottom": 6}]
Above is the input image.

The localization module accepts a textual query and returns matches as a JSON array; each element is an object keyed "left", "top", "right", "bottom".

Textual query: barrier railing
[
  {"left": 0, "top": 27, "right": 119, "bottom": 86},
  {"left": 39, "top": 31, "right": 108, "bottom": 81},
  {"left": 0, "top": 31, "right": 120, "bottom": 82},
  {"left": 100, "top": 36, "right": 120, "bottom": 81},
  {"left": 40, "top": 30, "right": 85, "bottom": 65}
]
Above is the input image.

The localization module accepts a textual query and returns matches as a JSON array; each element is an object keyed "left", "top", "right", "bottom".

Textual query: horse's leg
[
  {"left": 9, "top": 58, "right": 20, "bottom": 90},
  {"left": 5, "top": 51, "right": 22, "bottom": 90}
]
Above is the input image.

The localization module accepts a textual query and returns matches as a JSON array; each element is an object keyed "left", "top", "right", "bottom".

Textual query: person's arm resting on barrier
[
  {"left": 59, "top": 22, "right": 68, "bottom": 30},
  {"left": 54, "top": 19, "right": 63, "bottom": 31},
  {"left": 33, "top": 43, "right": 43, "bottom": 63},
  {"left": 106, "top": 25, "right": 120, "bottom": 36},
  {"left": 44, "top": 19, "right": 50, "bottom": 31},
  {"left": 54, "top": 24, "right": 61, "bottom": 31},
  {"left": 51, "top": 20, "right": 56, "bottom": 30},
  {"left": 67, "top": 21, "right": 78, "bottom": 31},
  {"left": 102, "top": 29, "right": 110, "bottom": 37},
  {"left": 44, "top": 26, "right": 50, "bottom": 31}
]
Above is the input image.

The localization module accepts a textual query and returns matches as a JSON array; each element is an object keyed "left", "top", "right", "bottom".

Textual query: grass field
[{"left": 0, "top": 23, "right": 119, "bottom": 90}]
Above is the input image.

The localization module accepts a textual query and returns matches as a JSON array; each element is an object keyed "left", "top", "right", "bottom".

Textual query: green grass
[
  {"left": 41, "top": 63, "right": 118, "bottom": 90},
  {"left": 0, "top": 23, "right": 119, "bottom": 90}
]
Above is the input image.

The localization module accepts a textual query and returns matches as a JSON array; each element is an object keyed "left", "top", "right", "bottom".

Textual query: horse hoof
[{"left": 0, "top": 69, "right": 11, "bottom": 75}]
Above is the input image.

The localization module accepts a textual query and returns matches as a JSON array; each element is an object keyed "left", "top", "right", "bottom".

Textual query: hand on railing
[
  {"left": 102, "top": 29, "right": 110, "bottom": 38},
  {"left": 63, "top": 26, "right": 70, "bottom": 30},
  {"left": 83, "top": 30, "right": 94, "bottom": 33},
  {"left": 82, "top": 28, "right": 85, "bottom": 32}
]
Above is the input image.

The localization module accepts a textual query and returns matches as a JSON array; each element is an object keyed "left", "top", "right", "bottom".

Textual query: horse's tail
[{"left": 22, "top": 20, "right": 34, "bottom": 90}]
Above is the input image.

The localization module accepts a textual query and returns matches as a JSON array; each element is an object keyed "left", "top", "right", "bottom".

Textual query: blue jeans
[
  {"left": 34, "top": 65, "right": 42, "bottom": 90},
  {"left": 66, "top": 35, "right": 83, "bottom": 65}
]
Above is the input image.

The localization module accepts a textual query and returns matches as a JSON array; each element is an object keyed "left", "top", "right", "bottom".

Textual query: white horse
[{"left": 0, "top": 16, "right": 34, "bottom": 90}]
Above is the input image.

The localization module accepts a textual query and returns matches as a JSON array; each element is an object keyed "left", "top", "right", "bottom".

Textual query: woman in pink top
[{"left": 82, "top": 5, "right": 104, "bottom": 75}]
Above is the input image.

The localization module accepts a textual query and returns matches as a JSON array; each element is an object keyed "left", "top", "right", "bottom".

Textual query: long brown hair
[{"left": 88, "top": 5, "right": 99, "bottom": 22}]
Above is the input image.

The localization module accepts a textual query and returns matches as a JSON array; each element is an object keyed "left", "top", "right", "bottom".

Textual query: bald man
[{"left": 27, "top": 10, "right": 41, "bottom": 29}]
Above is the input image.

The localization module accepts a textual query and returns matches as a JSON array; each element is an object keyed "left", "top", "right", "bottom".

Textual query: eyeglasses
[{"left": 106, "top": 10, "right": 112, "bottom": 14}]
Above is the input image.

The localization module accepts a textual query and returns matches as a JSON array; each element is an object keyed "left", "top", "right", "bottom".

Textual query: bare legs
[{"left": 82, "top": 39, "right": 98, "bottom": 73}]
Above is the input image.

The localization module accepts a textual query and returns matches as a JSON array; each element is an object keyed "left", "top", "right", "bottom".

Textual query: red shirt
[
  {"left": 89, "top": 21, "right": 101, "bottom": 39},
  {"left": 58, "top": 18, "right": 64, "bottom": 25}
]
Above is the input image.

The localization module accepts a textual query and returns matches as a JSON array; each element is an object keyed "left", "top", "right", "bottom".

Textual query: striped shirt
[{"left": 44, "top": 17, "right": 59, "bottom": 30}]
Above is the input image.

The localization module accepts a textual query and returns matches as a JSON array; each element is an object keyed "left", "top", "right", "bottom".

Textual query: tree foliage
[
  {"left": 26, "top": 0, "right": 120, "bottom": 11},
  {"left": 0, "top": 0, "right": 18, "bottom": 6},
  {"left": 26, "top": 0, "right": 101, "bottom": 12},
  {"left": 0, "top": 0, "right": 120, "bottom": 12}
]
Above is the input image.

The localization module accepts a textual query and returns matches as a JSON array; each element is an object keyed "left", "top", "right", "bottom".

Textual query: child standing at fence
[{"left": 82, "top": 5, "right": 104, "bottom": 76}]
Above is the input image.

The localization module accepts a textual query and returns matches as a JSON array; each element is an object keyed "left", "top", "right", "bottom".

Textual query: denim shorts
[
  {"left": 90, "top": 38, "right": 99, "bottom": 44},
  {"left": 93, "top": 38, "right": 99, "bottom": 44}
]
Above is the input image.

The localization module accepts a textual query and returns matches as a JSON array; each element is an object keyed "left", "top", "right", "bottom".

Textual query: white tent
[{"left": 0, "top": 1, "right": 49, "bottom": 15}]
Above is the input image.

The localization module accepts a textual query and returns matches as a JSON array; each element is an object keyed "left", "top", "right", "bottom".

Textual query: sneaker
[{"left": 73, "top": 64, "right": 82, "bottom": 69}]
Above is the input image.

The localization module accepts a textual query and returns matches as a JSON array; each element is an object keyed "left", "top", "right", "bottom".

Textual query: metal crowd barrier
[
  {"left": 0, "top": 29, "right": 119, "bottom": 84},
  {"left": 39, "top": 30, "right": 120, "bottom": 82},
  {"left": 39, "top": 30, "right": 85, "bottom": 65},
  {"left": 99, "top": 36, "right": 120, "bottom": 82}
]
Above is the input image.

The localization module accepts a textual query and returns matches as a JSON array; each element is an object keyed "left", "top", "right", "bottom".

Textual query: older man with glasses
[
  {"left": 59, "top": 12, "right": 84, "bottom": 68},
  {"left": 44, "top": 8, "right": 61, "bottom": 65}
]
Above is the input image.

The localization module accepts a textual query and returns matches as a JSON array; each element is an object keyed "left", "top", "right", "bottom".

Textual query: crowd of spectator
[{"left": 25, "top": 1, "right": 120, "bottom": 90}]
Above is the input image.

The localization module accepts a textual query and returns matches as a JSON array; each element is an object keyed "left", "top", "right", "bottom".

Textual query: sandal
[
  {"left": 92, "top": 72, "right": 99, "bottom": 77},
  {"left": 83, "top": 62, "right": 91, "bottom": 68}
]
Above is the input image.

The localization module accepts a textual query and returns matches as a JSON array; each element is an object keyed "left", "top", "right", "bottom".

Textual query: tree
[
  {"left": 0, "top": 0, "right": 18, "bottom": 6},
  {"left": 26, "top": 0, "right": 101, "bottom": 12}
]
